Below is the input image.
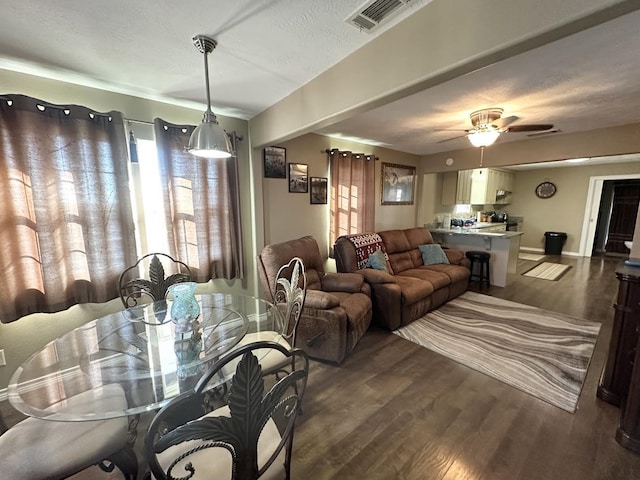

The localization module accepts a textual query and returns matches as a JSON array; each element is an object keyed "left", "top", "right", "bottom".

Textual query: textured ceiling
[
  {"left": 316, "top": 8, "right": 640, "bottom": 155},
  {"left": 1, "top": 1, "right": 640, "bottom": 161},
  {"left": 0, "top": 0, "right": 427, "bottom": 119}
]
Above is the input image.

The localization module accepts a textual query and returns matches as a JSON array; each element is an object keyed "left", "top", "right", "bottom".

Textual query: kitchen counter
[
  {"left": 429, "top": 227, "right": 523, "bottom": 238},
  {"left": 429, "top": 228, "right": 523, "bottom": 287}
]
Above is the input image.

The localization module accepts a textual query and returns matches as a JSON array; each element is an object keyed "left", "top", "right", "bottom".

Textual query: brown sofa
[
  {"left": 334, "top": 227, "right": 470, "bottom": 330},
  {"left": 257, "top": 236, "right": 373, "bottom": 364}
]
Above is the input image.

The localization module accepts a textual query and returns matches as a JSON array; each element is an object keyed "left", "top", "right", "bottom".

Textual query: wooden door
[{"left": 605, "top": 181, "right": 640, "bottom": 254}]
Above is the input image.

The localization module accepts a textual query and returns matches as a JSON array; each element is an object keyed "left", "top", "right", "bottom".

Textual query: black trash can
[{"left": 544, "top": 231, "right": 567, "bottom": 255}]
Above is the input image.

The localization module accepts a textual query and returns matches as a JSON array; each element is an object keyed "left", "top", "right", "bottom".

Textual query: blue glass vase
[{"left": 168, "top": 282, "right": 200, "bottom": 326}]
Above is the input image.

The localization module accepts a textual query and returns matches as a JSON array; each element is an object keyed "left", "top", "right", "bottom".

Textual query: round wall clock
[{"left": 535, "top": 181, "right": 557, "bottom": 198}]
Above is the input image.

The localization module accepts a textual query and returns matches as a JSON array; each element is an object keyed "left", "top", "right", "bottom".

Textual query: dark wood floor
[
  {"left": 2, "top": 254, "right": 640, "bottom": 479},
  {"left": 292, "top": 254, "right": 640, "bottom": 480}
]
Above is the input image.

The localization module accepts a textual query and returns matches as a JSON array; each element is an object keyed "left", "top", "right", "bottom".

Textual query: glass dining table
[{"left": 8, "top": 293, "right": 285, "bottom": 422}]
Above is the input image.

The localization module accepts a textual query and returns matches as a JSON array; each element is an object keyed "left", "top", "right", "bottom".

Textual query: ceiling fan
[{"left": 440, "top": 108, "right": 554, "bottom": 147}]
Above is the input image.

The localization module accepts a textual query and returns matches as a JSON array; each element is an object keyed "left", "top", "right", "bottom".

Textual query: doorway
[
  {"left": 580, "top": 173, "right": 640, "bottom": 257},
  {"left": 593, "top": 179, "right": 640, "bottom": 255}
]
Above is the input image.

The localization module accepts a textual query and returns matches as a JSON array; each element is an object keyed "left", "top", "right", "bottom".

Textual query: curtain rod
[
  {"left": 126, "top": 117, "right": 243, "bottom": 142},
  {"left": 125, "top": 118, "right": 154, "bottom": 126},
  {"left": 325, "top": 148, "right": 379, "bottom": 160}
]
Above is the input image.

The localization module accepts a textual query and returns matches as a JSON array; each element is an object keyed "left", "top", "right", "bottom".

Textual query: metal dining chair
[
  {"left": 0, "top": 384, "right": 137, "bottom": 479},
  {"left": 145, "top": 341, "right": 309, "bottom": 480},
  {"left": 237, "top": 257, "right": 307, "bottom": 376},
  {"left": 119, "top": 252, "right": 192, "bottom": 308}
]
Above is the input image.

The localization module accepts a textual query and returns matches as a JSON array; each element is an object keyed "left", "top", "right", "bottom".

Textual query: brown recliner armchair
[{"left": 257, "top": 236, "right": 372, "bottom": 364}]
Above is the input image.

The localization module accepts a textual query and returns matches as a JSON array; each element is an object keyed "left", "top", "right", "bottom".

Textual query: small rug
[
  {"left": 519, "top": 253, "right": 546, "bottom": 261},
  {"left": 523, "top": 262, "right": 572, "bottom": 280},
  {"left": 393, "top": 291, "right": 600, "bottom": 412}
]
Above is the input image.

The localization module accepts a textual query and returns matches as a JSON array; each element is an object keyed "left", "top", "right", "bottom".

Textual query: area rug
[
  {"left": 518, "top": 253, "right": 546, "bottom": 261},
  {"left": 393, "top": 291, "right": 601, "bottom": 412},
  {"left": 522, "top": 261, "right": 572, "bottom": 280}
]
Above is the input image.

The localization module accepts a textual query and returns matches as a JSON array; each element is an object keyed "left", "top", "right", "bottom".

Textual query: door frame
[{"left": 579, "top": 173, "right": 640, "bottom": 257}]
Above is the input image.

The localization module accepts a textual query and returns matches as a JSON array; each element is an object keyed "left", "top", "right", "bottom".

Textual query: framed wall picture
[
  {"left": 310, "top": 177, "right": 328, "bottom": 204},
  {"left": 381, "top": 162, "right": 416, "bottom": 205},
  {"left": 263, "top": 146, "right": 286, "bottom": 178},
  {"left": 288, "top": 163, "right": 308, "bottom": 193}
]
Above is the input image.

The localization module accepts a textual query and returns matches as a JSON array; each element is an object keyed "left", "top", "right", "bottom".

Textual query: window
[
  {"left": 329, "top": 150, "right": 375, "bottom": 249},
  {"left": 0, "top": 95, "right": 137, "bottom": 323},
  {"left": 0, "top": 96, "right": 244, "bottom": 323}
]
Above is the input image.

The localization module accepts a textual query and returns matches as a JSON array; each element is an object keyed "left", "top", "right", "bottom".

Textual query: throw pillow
[
  {"left": 419, "top": 244, "right": 450, "bottom": 265},
  {"left": 368, "top": 248, "right": 389, "bottom": 272}
]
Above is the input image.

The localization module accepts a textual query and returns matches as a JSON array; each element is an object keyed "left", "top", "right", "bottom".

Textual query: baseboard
[
  {"left": 519, "top": 248, "right": 581, "bottom": 257},
  {"left": 520, "top": 247, "right": 545, "bottom": 254}
]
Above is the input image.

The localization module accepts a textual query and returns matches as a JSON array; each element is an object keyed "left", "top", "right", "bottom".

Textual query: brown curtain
[
  {"left": 329, "top": 149, "right": 376, "bottom": 250},
  {"left": 154, "top": 119, "right": 244, "bottom": 281},
  {"left": 0, "top": 94, "right": 138, "bottom": 323}
]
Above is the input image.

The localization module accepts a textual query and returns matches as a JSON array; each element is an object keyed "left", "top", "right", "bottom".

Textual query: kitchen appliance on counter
[{"left": 492, "top": 212, "right": 508, "bottom": 223}]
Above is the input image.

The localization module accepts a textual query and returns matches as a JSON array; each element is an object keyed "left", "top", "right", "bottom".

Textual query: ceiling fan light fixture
[
  {"left": 186, "top": 35, "right": 233, "bottom": 159},
  {"left": 468, "top": 130, "right": 500, "bottom": 147}
]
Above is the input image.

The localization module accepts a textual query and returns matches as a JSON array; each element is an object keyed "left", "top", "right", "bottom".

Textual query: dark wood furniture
[
  {"left": 597, "top": 263, "right": 640, "bottom": 453},
  {"left": 597, "top": 264, "right": 640, "bottom": 404},
  {"left": 466, "top": 250, "right": 491, "bottom": 289}
]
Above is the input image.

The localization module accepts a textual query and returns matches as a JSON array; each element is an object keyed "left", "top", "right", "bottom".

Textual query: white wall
[{"left": 507, "top": 162, "right": 640, "bottom": 254}]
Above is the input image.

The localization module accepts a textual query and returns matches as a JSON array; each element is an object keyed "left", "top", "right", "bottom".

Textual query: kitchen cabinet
[
  {"left": 471, "top": 168, "right": 514, "bottom": 205},
  {"left": 470, "top": 168, "right": 489, "bottom": 204},
  {"left": 441, "top": 169, "right": 472, "bottom": 205},
  {"left": 441, "top": 168, "right": 514, "bottom": 206},
  {"left": 456, "top": 170, "right": 473, "bottom": 204},
  {"left": 492, "top": 169, "right": 515, "bottom": 204}
]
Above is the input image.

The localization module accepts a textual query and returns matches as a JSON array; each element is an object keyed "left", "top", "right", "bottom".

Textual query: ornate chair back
[
  {"left": 118, "top": 253, "right": 192, "bottom": 308},
  {"left": 274, "top": 257, "right": 307, "bottom": 347},
  {"left": 145, "top": 341, "right": 309, "bottom": 480}
]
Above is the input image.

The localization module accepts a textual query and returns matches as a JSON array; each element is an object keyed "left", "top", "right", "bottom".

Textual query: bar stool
[{"left": 465, "top": 251, "right": 491, "bottom": 289}]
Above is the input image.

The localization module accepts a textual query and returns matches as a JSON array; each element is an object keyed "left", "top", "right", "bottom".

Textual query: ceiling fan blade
[
  {"left": 437, "top": 134, "right": 469, "bottom": 143},
  {"left": 491, "top": 115, "right": 518, "bottom": 129},
  {"left": 527, "top": 128, "right": 561, "bottom": 137},
  {"left": 505, "top": 124, "right": 554, "bottom": 132}
]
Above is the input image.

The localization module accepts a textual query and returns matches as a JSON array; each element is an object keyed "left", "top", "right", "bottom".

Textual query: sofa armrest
[
  {"left": 369, "top": 282, "right": 403, "bottom": 330},
  {"left": 321, "top": 272, "right": 365, "bottom": 293},
  {"left": 304, "top": 289, "right": 341, "bottom": 309},
  {"left": 359, "top": 268, "right": 397, "bottom": 285},
  {"left": 444, "top": 248, "right": 467, "bottom": 265}
]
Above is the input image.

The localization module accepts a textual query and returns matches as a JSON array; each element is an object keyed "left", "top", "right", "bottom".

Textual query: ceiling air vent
[{"left": 347, "top": 0, "right": 416, "bottom": 33}]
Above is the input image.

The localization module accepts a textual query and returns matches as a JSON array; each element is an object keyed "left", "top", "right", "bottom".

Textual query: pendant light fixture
[{"left": 186, "top": 35, "right": 233, "bottom": 158}]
